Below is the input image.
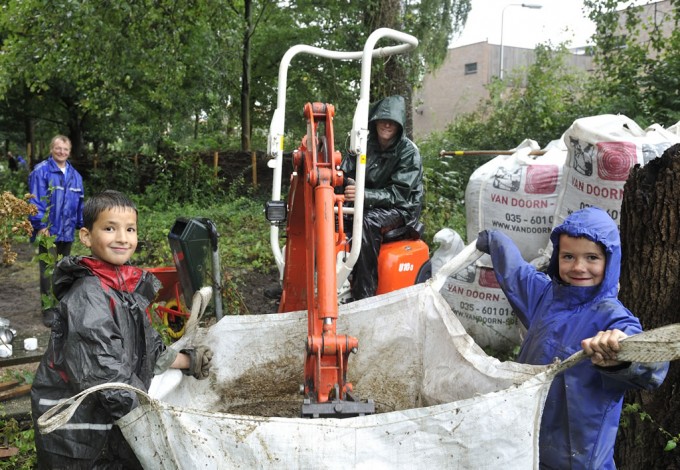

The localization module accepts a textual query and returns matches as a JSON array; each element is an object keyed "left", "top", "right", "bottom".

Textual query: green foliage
[
  {"left": 0, "top": 1, "right": 473, "bottom": 156},
  {"left": 414, "top": 42, "right": 608, "bottom": 244},
  {"left": 436, "top": 44, "right": 597, "bottom": 152},
  {"left": 148, "top": 306, "right": 173, "bottom": 346},
  {"left": 34, "top": 233, "right": 60, "bottom": 310},
  {"left": 0, "top": 411, "right": 36, "bottom": 470},
  {"left": 413, "top": 41, "right": 616, "bottom": 247},
  {"left": 0, "top": 0, "right": 240, "bottom": 155},
  {"left": 187, "top": 193, "right": 274, "bottom": 273},
  {"left": 29, "top": 191, "right": 61, "bottom": 310},
  {"left": 86, "top": 151, "right": 227, "bottom": 213},
  {"left": 0, "top": 168, "right": 28, "bottom": 195},
  {"left": 134, "top": 205, "right": 178, "bottom": 267},
  {"left": 222, "top": 272, "right": 251, "bottom": 316},
  {"left": 0, "top": 368, "right": 34, "bottom": 385},
  {"left": 0, "top": 371, "right": 36, "bottom": 470},
  {"left": 584, "top": 0, "right": 680, "bottom": 127},
  {"left": 620, "top": 402, "right": 680, "bottom": 453},
  {"left": 87, "top": 153, "right": 140, "bottom": 196},
  {"left": 417, "top": 137, "right": 478, "bottom": 243},
  {"left": 483, "top": 344, "right": 521, "bottom": 362},
  {"left": 127, "top": 187, "right": 274, "bottom": 316}
]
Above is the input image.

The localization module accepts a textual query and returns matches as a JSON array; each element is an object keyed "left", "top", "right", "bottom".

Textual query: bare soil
[
  {"left": 0, "top": 243, "right": 44, "bottom": 337},
  {"left": 0, "top": 242, "right": 279, "bottom": 342}
]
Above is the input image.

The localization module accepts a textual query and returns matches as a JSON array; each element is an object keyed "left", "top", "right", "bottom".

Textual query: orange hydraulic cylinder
[{"left": 313, "top": 178, "right": 338, "bottom": 324}]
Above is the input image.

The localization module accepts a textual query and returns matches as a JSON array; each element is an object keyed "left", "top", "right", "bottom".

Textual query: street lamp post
[{"left": 499, "top": 3, "right": 543, "bottom": 80}]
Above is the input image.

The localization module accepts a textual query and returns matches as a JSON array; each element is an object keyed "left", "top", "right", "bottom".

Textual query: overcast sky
[{"left": 450, "top": 0, "right": 597, "bottom": 49}]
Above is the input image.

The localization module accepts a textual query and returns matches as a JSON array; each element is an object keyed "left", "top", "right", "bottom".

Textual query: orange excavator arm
[{"left": 278, "top": 102, "right": 373, "bottom": 418}]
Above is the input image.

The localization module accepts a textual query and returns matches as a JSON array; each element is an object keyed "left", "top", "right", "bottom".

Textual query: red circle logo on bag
[
  {"left": 478, "top": 267, "right": 501, "bottom": 288},
  {"left": 596, "top": 142, "right": 637, "bottom": 181},
  {"left": 525, "top": 165, "right": 559, "bottom": 194}
]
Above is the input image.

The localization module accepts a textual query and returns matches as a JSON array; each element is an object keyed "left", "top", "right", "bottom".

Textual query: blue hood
[{"left": 547, "top": 207, "right": 620, "bottom": 299}]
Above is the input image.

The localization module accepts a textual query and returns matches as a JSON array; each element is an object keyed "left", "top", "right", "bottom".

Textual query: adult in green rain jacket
[{"left": 340, "top": 95, "right": 423, "bottom": 300}]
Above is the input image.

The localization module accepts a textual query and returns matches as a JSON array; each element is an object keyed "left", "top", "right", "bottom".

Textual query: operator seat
[{"left": 382, "top": 221, "right": 425, "bottom": 243}]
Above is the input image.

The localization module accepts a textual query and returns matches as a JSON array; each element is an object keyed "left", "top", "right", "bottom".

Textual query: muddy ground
[
  {"left": 0, "top": 242, "right": 278, "bottom": 343},
  {"left": 0, "top": 243, "right": 44, "bottom": 337}
]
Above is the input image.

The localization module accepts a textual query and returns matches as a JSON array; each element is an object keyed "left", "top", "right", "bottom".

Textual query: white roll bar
[{"left": 267, "top": 28, "right": 419, "bottom": 283}]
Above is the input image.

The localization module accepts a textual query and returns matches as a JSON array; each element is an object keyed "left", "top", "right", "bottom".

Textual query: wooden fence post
[
  {"left": 252, "top": 151, "right": 257, "bottom": 188},
  {"left": 214, "top": 151, "right": 219, "bottom": 178}
]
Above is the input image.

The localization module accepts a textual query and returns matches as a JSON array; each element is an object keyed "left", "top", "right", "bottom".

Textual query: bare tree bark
[
  {"left": 363, "top": 0, "right": 415, "bottom": 139},
  {"left": 615, "top": 144, "right": 680, "bottom": 468},
  {"left": 240, "top": 0, "right": 252, "bottom": 152}
]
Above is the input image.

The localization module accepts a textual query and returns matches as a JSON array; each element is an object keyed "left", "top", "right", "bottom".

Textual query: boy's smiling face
[
  {"left": 79, "top": 207, "right": 138, "bottom": 265},
  {"left": 557, "top": 234, "right": 605, "bottom": 287}
]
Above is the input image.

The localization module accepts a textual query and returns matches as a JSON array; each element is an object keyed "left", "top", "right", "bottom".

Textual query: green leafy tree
[
  {"left": 363, "top": 0, "right": 471, "bottom": 136},
  {"left": 415, "top": 43, "right": 597, "bottom": 243},
  {"left": 427, "top": 43, "right": 595, "bottom": 152},
  {"left": 584, "top": 0, "right": 680, "bottom": 127},
  {"left": 0, "top": 0, "right": 472, "bottom": 156},
  {"left": 239, "top": 0, "right": 472, "bottom": 148},
  {"left": 0, "top": 0, "right": 241, "bottom": 159}
]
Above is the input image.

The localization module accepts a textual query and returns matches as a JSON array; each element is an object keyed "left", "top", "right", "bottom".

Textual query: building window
[{"left": 464, "top": 62, "right": 478, "bottom": 75}]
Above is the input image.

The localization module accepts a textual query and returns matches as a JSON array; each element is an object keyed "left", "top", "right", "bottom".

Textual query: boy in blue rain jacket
[{"left": 477, "top": 206, "right": 668, "bottom": 469}]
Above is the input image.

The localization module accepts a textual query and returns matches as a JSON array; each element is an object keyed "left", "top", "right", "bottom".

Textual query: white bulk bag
[
  {"left": 39, "top": 273, "right": 556, "bottom": 469},
  {"left": 465, "top": 139, "right": 567, "bottom": 262},
  {"left": 528, "top": 115, "right": 679, "bottom": 266},
  {"left": 556, "top": 114, "right": 675, "bottom": 230}
]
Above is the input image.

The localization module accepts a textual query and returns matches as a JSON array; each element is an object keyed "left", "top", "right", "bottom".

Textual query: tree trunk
[
  {"left": 25, "top": 116, "right": 35, "bottom": 166},
  {"left": 240, "top": 0, "right": 252, "bottom": 152},
  {"left": 67, "top": 120, "right": 84, "bottom": 162},
  {"left": 363, "top": 0, "right": 415, "bottom": 139},
  {"left": 615, "top": 144, "right": 680, "bottom": 468}
]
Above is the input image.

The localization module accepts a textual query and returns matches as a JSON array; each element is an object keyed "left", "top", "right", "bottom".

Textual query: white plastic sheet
[{"left": 116, "top": 279, "right": 556, "bottom": 469}]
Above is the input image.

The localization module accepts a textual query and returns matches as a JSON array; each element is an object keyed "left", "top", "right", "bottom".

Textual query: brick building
[{"left": 413, "top": 0, "right": 674, "bottom": 139}]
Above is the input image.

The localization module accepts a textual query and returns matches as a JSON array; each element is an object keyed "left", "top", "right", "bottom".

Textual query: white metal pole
[{"left": 266, "top": 32, "right": 418, "bottom": 280}]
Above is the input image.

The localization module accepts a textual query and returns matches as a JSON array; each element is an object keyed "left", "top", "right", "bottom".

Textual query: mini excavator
[{"left": 265, "top": 29, "right": 430, "bottom": 418}]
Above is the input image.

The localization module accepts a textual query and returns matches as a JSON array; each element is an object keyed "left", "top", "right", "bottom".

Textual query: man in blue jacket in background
[{"left": 29, "top": 135, "right": 84, "bottom": 324}]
